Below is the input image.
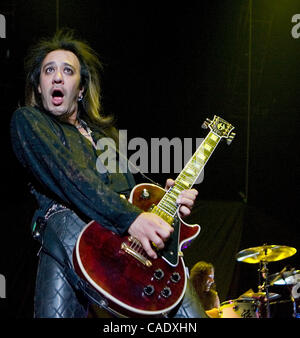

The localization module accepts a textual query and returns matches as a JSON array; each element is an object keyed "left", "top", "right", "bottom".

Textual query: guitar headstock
[{"left": 202, "top": 115, "right": 236, "bottom": 145}]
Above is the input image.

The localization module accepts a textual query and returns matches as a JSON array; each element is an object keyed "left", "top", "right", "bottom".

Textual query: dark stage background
[{"left": 0, "top": 0, "right": 299, "bottom": 318}]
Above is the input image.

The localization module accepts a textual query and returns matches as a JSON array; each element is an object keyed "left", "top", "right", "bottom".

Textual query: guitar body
[{"left": 73, "top": 183, "right": 200, "bottom": 317}]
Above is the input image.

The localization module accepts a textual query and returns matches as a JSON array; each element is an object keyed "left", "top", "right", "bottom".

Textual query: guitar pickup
[{"left": 121, "top": 241, "right": 152, "bottom": 267}]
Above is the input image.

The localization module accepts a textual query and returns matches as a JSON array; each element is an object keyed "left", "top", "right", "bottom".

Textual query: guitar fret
[
  {"left": 171, "top": 186, "right": 181, "bottom": 195},
  {"left": 175, "top": 181, "right": 189, "bottom": 191},
  {"left": 167, "top": 191, "right": 178, "bottom": 200},
  {"left": 181, "top": 171, "right": 194, "bottom": 182},
  {"left": 156, "top": 203, "right": 175, "bottom": 217},
  {"left": 159, "top": 190, "right": 180, "bottom": 216},
  {"left": 197, "top": 151, "right": 206, "bottom": 162},
  {"left": 151, "top": 205, "right": 174, "bottom": 225},
  {"left": 164, "top": 203, "right": 177, "bottom": 215},
  {"left": 185, "top": 167, "right": 195, "bottom": 176},
  {"left": 204, "top": 143, "right": 212, "bottom": 152},
  {"left": 159, "top": 192, "right": 177, "bottom": 211},
  {"left": 179, "top": 179, "right": 190, "bottom": 188},
  {"left": 160, "top": 197, "right": 176, "bottom": 210},
  {"left": 193, "top": 160, "right": 202, "bottom": 169},
  {"left": 177, "top": 176, "right": 193, "bottom": 189}
]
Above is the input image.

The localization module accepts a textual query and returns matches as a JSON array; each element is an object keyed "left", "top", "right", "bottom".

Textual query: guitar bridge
[{"left": 121, "top": 238, "right": 152, "bottom": 267}]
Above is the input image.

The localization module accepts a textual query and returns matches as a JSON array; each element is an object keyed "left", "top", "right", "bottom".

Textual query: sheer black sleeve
[{"left": 10, "top": 106, "right": 142, "bottom": 235}]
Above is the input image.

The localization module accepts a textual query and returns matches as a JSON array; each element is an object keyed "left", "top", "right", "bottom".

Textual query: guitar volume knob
[
  {"left": 143, "top": 285, "right": 155, "bottom": 296},
  {"left": 170, "top": 272, "right": 181, "bottom": 283},
  {"left": 161, "top": 287, "right": 172, "bottom": 298},
  {"left": 154, "top": 268, "right": 164, "bottom": 280}
]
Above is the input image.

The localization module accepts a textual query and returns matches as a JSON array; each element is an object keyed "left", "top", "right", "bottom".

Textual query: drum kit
[{"left": 219, "top": 244, "right": 300, "bottom": 318}]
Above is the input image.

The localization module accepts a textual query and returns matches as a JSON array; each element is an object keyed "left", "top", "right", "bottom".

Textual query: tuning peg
[
  {"left": 201, "top": 122, "right": 208, "bottom": 129},
  {"left": 201, "top": 118, "right": 212, "bottom": 129},
  {"left": 226, "top": 132, "right": 236, "bottom": 145}
]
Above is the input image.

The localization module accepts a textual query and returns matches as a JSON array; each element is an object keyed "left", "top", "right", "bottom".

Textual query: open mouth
[{"left": 51, "top": 88, "right": 64, "bottom": 105}]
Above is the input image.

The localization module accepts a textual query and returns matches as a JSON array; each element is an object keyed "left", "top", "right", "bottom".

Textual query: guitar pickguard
[{"left": 160, "top": 215, "right": 180, "bottom": 267}]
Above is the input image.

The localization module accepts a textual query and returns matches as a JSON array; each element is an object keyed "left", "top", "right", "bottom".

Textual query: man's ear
[
  {"left": 79, "top": 87, "right": 85, "bottom": 98},
  {"left": 38, "top": 84, "right": 41, "bottom": 94}
]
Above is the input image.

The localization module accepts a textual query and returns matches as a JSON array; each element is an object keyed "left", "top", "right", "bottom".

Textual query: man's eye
[
  {"left": 64, "top": 67, "right": 74, "bottom": 74},
  {"left": 45, "top": 67, "right": 54, "bottom": 73}
]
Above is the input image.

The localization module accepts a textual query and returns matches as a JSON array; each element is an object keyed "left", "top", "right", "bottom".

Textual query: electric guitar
[{"left": 73, "top": 116, "right": 235, "bottom": 317}]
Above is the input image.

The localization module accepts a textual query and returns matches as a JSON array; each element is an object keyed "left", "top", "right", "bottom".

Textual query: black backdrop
[{"left": 0, "top": 0, "right": 299, "bottom": 319}]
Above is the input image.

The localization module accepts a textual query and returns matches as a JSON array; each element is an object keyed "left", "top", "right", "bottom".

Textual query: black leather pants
[{"left": 34, "top": 209, "right": 88, "bottom": 318}]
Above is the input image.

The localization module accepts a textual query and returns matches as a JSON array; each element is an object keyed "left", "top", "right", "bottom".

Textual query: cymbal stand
[{"left": 258, "top": 260, "right": 271, "bottom": 318}]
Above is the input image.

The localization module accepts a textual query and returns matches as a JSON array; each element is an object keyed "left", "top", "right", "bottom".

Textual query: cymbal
[
  {"left": 239, "top": 289, "right": 280, "bottom": 301},
  {"left": 269, "top": 270, "right": 300, "bottom": 285},
  {"left": 247, "top": 292, "right": 281, "bottom": 301},
  {"left": 236, "top": 245, "right": 297, "bottom": 264}
]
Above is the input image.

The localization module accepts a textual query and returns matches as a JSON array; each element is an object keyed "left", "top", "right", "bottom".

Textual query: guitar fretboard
[{"left": 157, "top": 131, "right": 221, "bottom": 217}]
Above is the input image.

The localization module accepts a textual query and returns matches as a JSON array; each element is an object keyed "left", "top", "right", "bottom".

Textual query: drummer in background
[{"left": 189, "top": 261, "right": 221, "bottom": 318}]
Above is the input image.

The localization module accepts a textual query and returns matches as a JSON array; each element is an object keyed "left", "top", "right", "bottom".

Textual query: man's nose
[{"left": 53, "top": 70, "right": 64, "bottom": 84}]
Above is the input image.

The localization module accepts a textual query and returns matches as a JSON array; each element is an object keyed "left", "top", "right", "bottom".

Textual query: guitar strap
[{"left": 32, "top": 215, "right": 122, "bottom": 317}]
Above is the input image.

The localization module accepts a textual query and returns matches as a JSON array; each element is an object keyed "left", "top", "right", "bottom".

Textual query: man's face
[
  {"left": 204, "top": 269, "right": 215, "bottom": 292},
  {"left": 38, "top": 49, "right": 84, "bottom": 120}
]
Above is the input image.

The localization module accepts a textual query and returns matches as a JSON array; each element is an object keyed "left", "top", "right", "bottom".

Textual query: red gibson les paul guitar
[{"left": 73, "top": 116, "right": 235, "bottom": 317}]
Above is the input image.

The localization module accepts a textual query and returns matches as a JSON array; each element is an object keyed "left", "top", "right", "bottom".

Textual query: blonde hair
[{"left": 24, "top": 28, "right": 113, "bottom": 127}]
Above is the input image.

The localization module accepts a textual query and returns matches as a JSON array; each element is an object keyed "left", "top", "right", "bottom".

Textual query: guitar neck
[{"left": 157, "top": 131, "right": 221, "bottom": 217}]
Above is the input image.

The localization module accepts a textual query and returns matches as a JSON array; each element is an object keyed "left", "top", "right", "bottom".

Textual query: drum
[
  {"left": 219, "top": 299, "right": 260, "bottom": 318},
  {"left": 292, "top": 282, "right": 300, "bottom": 318}
]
